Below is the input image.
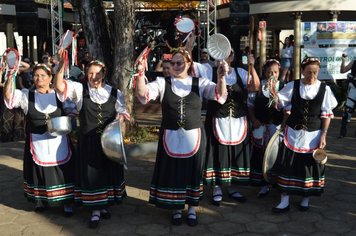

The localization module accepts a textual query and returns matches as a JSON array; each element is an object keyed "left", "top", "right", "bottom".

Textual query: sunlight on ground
[
  {"left": 327, "top": 163, "right": 356, "bottom": 171},
  {"left": 0, "top": 155, "right": 22, "bottom": 171}
]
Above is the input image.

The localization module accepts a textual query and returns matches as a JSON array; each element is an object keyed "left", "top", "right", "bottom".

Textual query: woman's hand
[
  {"left": 116, "top": 114, "right": 125, "bottom": 123},
  {"left": 217, "top": 60, "right": 229, "bottom": 79},
  {"left": 248, "top": 54, "right": 255, "bottom": 65}
]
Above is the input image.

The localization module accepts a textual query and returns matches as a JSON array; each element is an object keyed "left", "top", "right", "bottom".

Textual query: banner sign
[
  {"left": 302, "top": 47, "right": 356, "bottom": 80},
  {"left": 301, "top": 21, "right": 356, "bottom": 46}
]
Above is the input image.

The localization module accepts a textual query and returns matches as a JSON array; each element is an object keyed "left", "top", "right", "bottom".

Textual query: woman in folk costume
[
  {"left": 135, "top": 49, "right": 227, "bottom": 226},
  {"left": 272, "top": 57, "right": 337, "bottom": 213},
  {"left": 203, "top": 49, "right": 260, "bottom": 206},
  {"left": 54, "top": 50, "right": 129, "bottom": 228},
  {"left": 249, "top": 59, "right": 284, "bottom": 197},
  {"left": 3, "top": 64, "right": 75, "bottom": 215}
]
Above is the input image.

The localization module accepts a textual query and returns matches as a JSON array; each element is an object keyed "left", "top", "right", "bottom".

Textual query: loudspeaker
[
  {"left": 230, "top": 0, "right": 249, "bottom": 14},
  {"left": 229, "top": 0, "right": 250, "bottom": 35}
]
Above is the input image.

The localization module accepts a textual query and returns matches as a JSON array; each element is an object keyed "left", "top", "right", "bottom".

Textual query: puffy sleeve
[
  {"left": 57, "top": 80, "right": 84, "bottom": 111},
  {"left": 277, "top": 81, "right": 294, "bottom": 112},
  {"left": 137, "top": 76, "right": 165, "bottom": 104},
  {"left": 5, "top": 88, "right": 29, "bottom": 114},
  {"left": 237, "top": 68, "right": 249, "bottom": 87},
  {"left": 199, "top": 77, "right": 227, "bottom": 104},
  {"left": 320, "top": 86, "right": 338, "bottom": 118},
  {"left": 115, "top": 89, "right": 131, "bottom": 121}
]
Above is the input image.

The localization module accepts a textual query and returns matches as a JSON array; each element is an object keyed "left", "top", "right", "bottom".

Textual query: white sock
[
  {"left": 172, "top": 210, "right": 182, "bottom": 219},
  {"left": 300, "top": 197, "right": 310, "bottom": 207},
  {"left": 231, "top": 191, "right": 243, "bottom": 198},
  {"left": 91, "top": 210, "right": 100, "bottom": 221},
  {"left": 275, "top": 194, "right": 289, "bottom": 209},
  {"left": 259, "top": 185, "right": 269, "bottom": 194},
  {"left": 213, "top": 185, "right": 222, "bottom": 201},
  {"left": 187, "top": 206, "right": 196, "bottom": 219},
  {"left": 101, "top": 209, "right": 108, "bottom": 214}
]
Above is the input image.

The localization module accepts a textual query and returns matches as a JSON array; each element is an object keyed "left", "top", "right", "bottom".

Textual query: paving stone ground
[{"left": 0, "top": 107, "right": 356, "bottom": 235}]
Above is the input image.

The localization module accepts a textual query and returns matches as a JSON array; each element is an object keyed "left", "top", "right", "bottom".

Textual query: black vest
[
  {"left": 79, "top": 83, "right": 117, "bottom": 135},
  {"left": 26, "top": 90, "right": 64, "bottom": 134},
  {"left": 286, "top": 80, "right": 326, "bottom": 131},
  {"left": 254, "top": 81, "right": 284, "bottom": 125},
  {"left": 213, "top": 67, "right": 247, "bottom": 118},
  {"left": 161, "top": 77, "right": 201, "bottom": 130}
]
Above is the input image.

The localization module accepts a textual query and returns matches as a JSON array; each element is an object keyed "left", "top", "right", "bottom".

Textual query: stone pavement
[{"left": 0, "top": 111, "right": 356, "bottom": 235}]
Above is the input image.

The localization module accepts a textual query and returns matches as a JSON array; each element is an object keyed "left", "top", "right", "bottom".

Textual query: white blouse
[
  {"left": 277, "top": 80, "right": 338, "bottom": 118},
  {"left": 281, "top": 46, "right": 293, "bottom": 59},
  {"left": 61, "top": 80, "right": 129, "bottom": 119},
  {"left": 6, "top": 89, "right": 60, "bottom": 115},
  {"left": 137, "top": 76, "right": 226, "bottom": 104}
]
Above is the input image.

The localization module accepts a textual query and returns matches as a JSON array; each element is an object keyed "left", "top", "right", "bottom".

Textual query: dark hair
[{"left": 263, "top": 59, "right": 281, "bottom": 69}]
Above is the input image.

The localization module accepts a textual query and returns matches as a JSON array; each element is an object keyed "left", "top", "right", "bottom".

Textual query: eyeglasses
[{"left": 170, "top": 61, "right": 185, "bottom": 67}]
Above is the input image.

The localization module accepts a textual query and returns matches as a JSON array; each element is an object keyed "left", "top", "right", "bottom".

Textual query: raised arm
[
  {"left": 53, "top": 49, "right": 66, "bottom": 94},
  {"left": 3, "top": 72, "right": 15, "bottom": 103},
  {"left": 135, "top": 67, "right": 148, "bottom": 99},
  {"left": 340, "top": 57, "right": 353, "bottom": 73},
  {"left": 215, "top": 61, "right": 227, "bottom": 98},
  {"left": 247, "top": 54, "right": 260, "bottom": 92}
]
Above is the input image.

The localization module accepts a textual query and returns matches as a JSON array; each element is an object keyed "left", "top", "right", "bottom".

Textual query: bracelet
[{"left": 321, "top": 129, "right": 328, "bottom": 133}]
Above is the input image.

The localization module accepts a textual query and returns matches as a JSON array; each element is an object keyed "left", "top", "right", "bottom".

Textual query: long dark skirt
[
  {"left": 250, "top": 144, "right": 267, "bottom": 186},
  {"left": 74, "top": 132, "right": 126, "bottom": 210},
  {"left": 273, "top": 144, "right": 325, "bottom": 197},
  {"left": 203, "top": 119, "right": 250, "bottom": 186},
  {"left": 149, "top": 127, "right": 206, "bottom": 210},
  {"left": 23, "top": 135, "right": 75, "bottom": 207}
]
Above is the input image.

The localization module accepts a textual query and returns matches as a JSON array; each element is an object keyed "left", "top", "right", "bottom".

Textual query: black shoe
[
  {"left": 88, "top": 215, "right": 100, "bottom": 229},
  {"left": 101, "top": 211, "right": 111, "bottom": 219},
  {"left": 64, "top": 211, "right": 74, "bottom": 217},
  {"left": 338, "top": 135, "right": 345, "bottom": 139},
  {"left": 229, "top": 192, "right": 247, "bottom": 202},
  {"left": 298, "top": 205, "right": 309, "bottom": 212},
  {"left": 272, "top": 205, "right": 290, "bottom": 213},
  {"left": 171, "top": 212, "right": 183, "bottom": 226},
  {"left": 257, "top": 188, "right": 270, "bottom": 198},
  {"left": 186, "top": 213, "right": 198, "bottom": 227},
  {"left": 212, "top": 193, "right": 223, "bottom": 206}
]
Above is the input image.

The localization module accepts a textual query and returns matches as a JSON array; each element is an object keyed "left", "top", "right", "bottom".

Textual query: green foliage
[{"left": 125, "top": 125, "right": 159, "bottom": 144}]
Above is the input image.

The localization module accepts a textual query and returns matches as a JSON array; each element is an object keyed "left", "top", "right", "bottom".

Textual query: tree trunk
[
  {"left": 77, "top": 0, "right": 113, "bottom": 76},
  {"left": 113, "top": 0, "right": 135, "bottom": 126}
]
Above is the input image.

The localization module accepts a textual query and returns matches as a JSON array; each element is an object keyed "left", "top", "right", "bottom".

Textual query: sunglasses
[{"left": 170, "top": 61, "right": 185, "bottom": 67}]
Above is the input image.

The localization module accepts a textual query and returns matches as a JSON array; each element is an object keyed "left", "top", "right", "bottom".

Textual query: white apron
[
  {"left": 283, "top": 126, "right": 321, "bottom": 153},
  {"left": 213, "top": 116, "right": 247, "bottom": 145},
  {"left": 163, "top": 128, "right": 201, "bottom": 158},
  {"left": 30, "top": 133, "right": 72, "bottom": 167}
]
